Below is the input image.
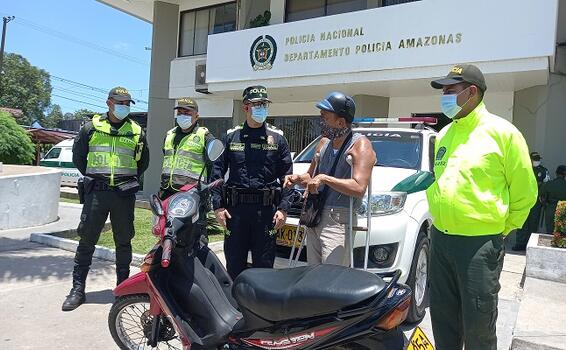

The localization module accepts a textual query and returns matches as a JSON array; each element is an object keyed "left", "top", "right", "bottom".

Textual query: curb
[
  {"left": 30, "top": 233, "right": 146, "bottom": 267},
  {"left": 511, "top": 338, "right": 564, "bottom": 350},
  {"left": 29, "top": 233, "right": 225, "bottom": 267}
]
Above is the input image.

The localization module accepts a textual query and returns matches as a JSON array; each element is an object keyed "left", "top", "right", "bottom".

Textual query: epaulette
[
  {"left": 227, "top": 124, "right": 244, "bottom": 135},
  {"left": 266, "top": 123, "right": 284, "bottom": 136}
]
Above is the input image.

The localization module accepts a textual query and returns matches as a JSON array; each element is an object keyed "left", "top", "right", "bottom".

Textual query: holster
[{"left": 115, "top": 178, "right": 140, "bottom": 197}]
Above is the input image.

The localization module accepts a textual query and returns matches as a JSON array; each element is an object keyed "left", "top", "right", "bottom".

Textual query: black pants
[
  {"left": 429, "top": 226, "right": 505, "bottom": 350},
  {"left": 73, "top": 190, "right": 136, "bottom": 281},
  {"left": 515, "top": 202, "right": 542, "bottom": 247},
  {"left": 224, "top": 204, "right": 276, "bottom": 279}
]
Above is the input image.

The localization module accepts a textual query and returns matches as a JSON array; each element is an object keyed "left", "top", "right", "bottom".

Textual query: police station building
[{"left": 98, "top": 0, "right": 566, "bottom": 196}]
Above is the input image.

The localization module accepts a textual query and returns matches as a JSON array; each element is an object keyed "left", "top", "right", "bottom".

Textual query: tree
[
  {"left": 73, "top": 108, "right": 97, "bottom": 120},
  {"left": 0, "top": 53, "right": 52, "bottom": 126},
  {"left": 44, "top": 104, "right": 64, "bottom": 128},
  {"left": 0, "top": 112, "right": 35, "bottom": 164}
]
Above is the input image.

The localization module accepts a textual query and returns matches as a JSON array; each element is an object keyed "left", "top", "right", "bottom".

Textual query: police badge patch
[{"left": 250, "top": 35, "right": 277, "bottom": 71}]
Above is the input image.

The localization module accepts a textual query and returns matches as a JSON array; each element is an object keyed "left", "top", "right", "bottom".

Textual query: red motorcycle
[{"left": 108, "top": 141, "right": 410, "bottom": 350}]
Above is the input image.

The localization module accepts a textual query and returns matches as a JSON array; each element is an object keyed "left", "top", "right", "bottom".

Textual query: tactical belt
[{"left": 225, "top": 186, "right": 280, "bottom": 206}]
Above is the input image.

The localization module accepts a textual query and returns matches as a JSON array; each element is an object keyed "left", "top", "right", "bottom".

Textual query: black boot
[
  {"left": 62, "top": 268, "right": 87, "bottom": 311},
  {"left": 116, "top": 268, "right": 130, "bottom": 286}
]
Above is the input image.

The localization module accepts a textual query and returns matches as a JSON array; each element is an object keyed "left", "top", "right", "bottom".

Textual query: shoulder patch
[
  {"left": 227, "top": 124, "right": 243, "bottom": 135},
  {"left": 266, "top": 123, "right": 284, "bottom": 136}
]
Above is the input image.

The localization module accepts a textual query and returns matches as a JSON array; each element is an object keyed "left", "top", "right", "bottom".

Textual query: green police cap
[
  {"left": 174, "top": 97, "right": 198, "bottom": 111},
  {"left": 431, "top": 64, "right": 487, "bottom": 92},
  {"left": 243, "top": 85, "right": 271, "bottom": 103},
  {"left": 108, "top": 87, "right": 135, "bottom": 104}
]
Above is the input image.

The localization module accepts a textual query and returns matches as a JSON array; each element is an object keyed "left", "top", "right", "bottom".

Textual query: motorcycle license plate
[
  {"left": 276, "top": 224, "right": 305, "bottom": 248},
  {"left": 406, "top": 327, "right": 435, "bottom": 350}
]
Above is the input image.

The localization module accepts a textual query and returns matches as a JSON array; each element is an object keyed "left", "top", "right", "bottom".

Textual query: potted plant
[
  {"left": 249, "top": 10, "right": 271, "bottom": 28},
  {"left": 551, "top": 201, "right": 566, "bottom": 248}
]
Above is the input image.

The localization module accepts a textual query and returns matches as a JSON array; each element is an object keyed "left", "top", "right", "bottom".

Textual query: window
[
  {"left": 285, "top": 0, "right": 366, "bottom": 22},
  {"left": 295, "top": 131, "right": 423, "bottom": 170},
  {"left": 44, "top": 148, "right": 62, "bottom": 159},
  {"left": 179, "top": 2, "right": 237, "bottom": 57}
]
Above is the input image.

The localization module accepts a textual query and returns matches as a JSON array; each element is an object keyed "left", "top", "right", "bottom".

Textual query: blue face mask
[
  {"left": 113, "top": 104, "right": 130, "bottom": 120},
  {"left": 440, "top": 88, "right": 471, "bottom": 119},
  {"left": 176, "top": 115, "right": 193, "bottom": 129},
  {"left": 251, "top": 106, "right": 268, "bottom": 123}
]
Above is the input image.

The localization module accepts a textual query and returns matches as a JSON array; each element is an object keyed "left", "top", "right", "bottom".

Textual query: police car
[
  {"left": 40, "top": 139, "right": 82, "bottom": 187},
  {"left": 277, "top": 117, "right": 437, "bottom": 323}
]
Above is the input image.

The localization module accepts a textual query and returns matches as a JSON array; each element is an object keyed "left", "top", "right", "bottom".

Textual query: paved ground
[{"left": 0, "top": 203, "right": 527, "bottom": 349}]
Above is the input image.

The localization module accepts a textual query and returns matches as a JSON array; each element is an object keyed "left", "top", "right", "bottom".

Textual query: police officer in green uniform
[
  {"left": 513, "top": 151, "right": 550, "bottom": 250},
  {"left": 62, "top": 87, "right": 149, "bottom": 311},
  {"left": 426, "top": 65, "right": 537, "bottom": 349},
  {"left": 159, "top": 98, "right": 224, "bottom": 235},
  {"left": 541, "top": 165, "right": 566, "bottom": 233}
]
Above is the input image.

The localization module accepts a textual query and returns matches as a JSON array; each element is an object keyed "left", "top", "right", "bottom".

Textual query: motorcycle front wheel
[{"left": 109, "top": 294, "right": 183, "bottom": 350}]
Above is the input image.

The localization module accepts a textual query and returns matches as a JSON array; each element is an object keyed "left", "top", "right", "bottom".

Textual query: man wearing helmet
[{"left": 284, "top": 92, "right": 376, "bottom": 265}]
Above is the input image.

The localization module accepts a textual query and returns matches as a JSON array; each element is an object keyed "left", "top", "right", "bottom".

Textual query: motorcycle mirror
[
  {"left": 207, "top": 139, "right": 225, "bottom": 162},
  {"left": 150, "top": 194, "right": 164, "bottom": 216}
]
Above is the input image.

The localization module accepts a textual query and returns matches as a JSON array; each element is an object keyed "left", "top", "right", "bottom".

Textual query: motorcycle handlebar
[{"left": 161, "top": 237, "right": 173, "bottom": 268}]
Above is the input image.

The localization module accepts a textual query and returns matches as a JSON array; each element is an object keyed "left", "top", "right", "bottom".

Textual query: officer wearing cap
[
  {"left": 426, "top": 64, "right": 537, "bottom": 349},
  {"left": 160, "top": 98, "right": 216, "bottom": 198},
  {"left": 514, "top": 151, "right": 550, "bottom": 250},
  {"left": 541, "top": 165, "right": 566, "bottom": 233},
  {"left": 210, "top": 85, "right": 293, "bottom": 279},
  {"left": 159, "top": 98, "right": 225, "bottom": 237},
  {"left": 63, "top": 87, "right": 149, "bottom": 311},
  {"left": 284, "top": 92, "right": 375, "bottom": 266}
]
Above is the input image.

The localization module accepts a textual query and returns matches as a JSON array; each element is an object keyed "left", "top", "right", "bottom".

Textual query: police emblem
[
  {"left": 250, "top": 35, "right": 277, "bottom": 71},
  {"left": 267, "top": 135, "right": 275, "bottom": 145},
  {"left": 193, "top": 135, "right": 201, "bottom": 143},
  {"left": 436, "top": 146, "right": 447, "bottom": 161}
]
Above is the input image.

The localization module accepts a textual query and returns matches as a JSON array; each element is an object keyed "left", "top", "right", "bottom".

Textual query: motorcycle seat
[{"left": 232, "top": 264, "right": 386, "bottom": 322}]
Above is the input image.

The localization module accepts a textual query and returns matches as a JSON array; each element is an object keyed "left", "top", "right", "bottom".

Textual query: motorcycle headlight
[
  {"left": 357, "top": 192, "right": 407, "bottom": 216},
  {"left": 167, "top": 191, "right": 198, "bottom": 219}
]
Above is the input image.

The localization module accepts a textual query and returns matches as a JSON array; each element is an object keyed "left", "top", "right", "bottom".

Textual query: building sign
[{"left": 207, "top": 0, "right": 557, "bottom": 84}]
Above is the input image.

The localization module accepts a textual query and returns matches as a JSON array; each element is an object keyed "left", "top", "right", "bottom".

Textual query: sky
[{"left": 1, "top": 0, "right": 152, "bottom": 115}]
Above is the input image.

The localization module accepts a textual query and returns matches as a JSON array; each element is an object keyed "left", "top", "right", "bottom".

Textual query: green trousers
[{"left": 429, "top": 226, "right": 505, "bottom": 350}]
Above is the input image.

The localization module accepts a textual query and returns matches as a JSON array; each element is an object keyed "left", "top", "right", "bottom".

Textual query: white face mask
[
  {"left": 112, "top": 104, "right": 130, "bottom": 120},
  {"left": 532, "top": 161, "right": 541, "bottom": 167},
  {"left": 176, "top": 115, "right": 193, "bottom": 129}
]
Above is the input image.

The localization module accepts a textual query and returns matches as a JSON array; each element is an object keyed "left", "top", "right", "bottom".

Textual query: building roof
[{"left": 25, "top": 127, "right": 78, "bottom": 145}]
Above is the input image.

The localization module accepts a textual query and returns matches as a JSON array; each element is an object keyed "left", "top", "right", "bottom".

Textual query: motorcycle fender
[
  {"left": 114, "top": 272, "right": 161, "bottom": 315},
  {"left": 113, "top": 272, "right": 150, "bottom": 297}
]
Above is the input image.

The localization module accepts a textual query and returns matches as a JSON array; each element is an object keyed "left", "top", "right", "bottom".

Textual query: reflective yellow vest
[
  {"left": 86, "top": 115, "right": 142, "bottom": 186},
  {"left": 162, "top": 126, "right": 207, "bottom": 190}
]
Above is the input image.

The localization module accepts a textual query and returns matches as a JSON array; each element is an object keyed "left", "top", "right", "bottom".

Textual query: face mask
[
  {"left": 251, "top": 106, "right": 268, "bottom": 123},
  {"left": 320, "top": 119, "right": 350, "bottom": 139},
  {"left": 176, "top": 114, "right": 193, "bottom": 129},
  {"left": 440, "top": 88, "right": 471, "bottom": 119},
  {"left": 532, "top": 161, "right": 541, "bottom": 167},
  {"left": 113, "top": 104, "right": 130, "bottom": 120}
]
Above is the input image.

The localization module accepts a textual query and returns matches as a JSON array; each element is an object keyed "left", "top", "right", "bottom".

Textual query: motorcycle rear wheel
[{"left": 109, "top": 294, "right": 183, "bottom": 350}]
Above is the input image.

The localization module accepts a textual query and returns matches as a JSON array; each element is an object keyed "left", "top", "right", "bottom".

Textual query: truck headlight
[{"left": 357, "top": 192, "right": 407, "bottom": 216}]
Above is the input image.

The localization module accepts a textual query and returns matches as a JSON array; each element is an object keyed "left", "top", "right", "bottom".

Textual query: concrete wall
[
  {"left": 144, "top": 1, "right": 180, "bottom": 198},
  {"left": 514, "top": 73, "right": 566, "bottom": 175},
  {"left": 353, "top": 95, "right": 389, "bottom": 118},
  {"left": 0, "top": 166, "right": 61, "bottom": 230},
  {"left": 389, "top": 91, "right": 515, "bottom": 122}
]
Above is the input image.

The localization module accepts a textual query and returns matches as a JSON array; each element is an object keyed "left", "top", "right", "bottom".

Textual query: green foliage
[
  {"left": 44, "top": 104, "right": 64, "bottom": 128},
  {"left": 551, "top": 201, "right": 566, "bottom": 248},
  {"left": 0, "top": 112, "right": 35, "bottom": 164},
  {"left": 249, "top": 10, "right": 271, "bottom": 28},
  {"left": 73, "top": 108, "right": 97, "bottom": 120},
  {"left": 0, "top": 53, "right": 52, "bottom": 126}
]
